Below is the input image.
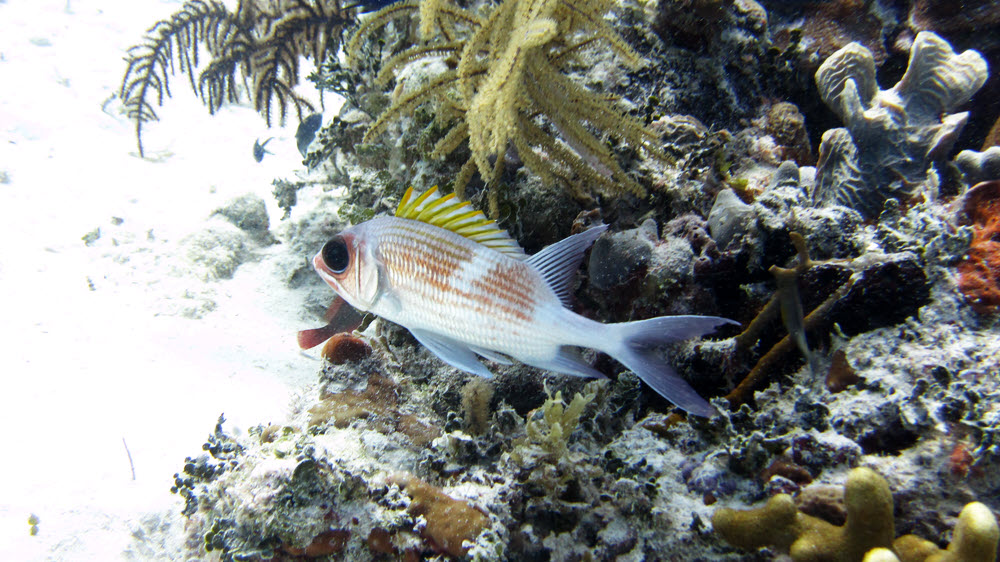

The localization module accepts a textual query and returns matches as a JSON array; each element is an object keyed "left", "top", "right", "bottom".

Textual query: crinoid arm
[
  {"left": 120, "top": 0, "right": 353, "bottom": 157},
  {"left": 120, "top": 0, "right": 236, "bottom": 157}
]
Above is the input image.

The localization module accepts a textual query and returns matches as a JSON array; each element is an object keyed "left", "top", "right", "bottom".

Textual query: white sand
[{"left": 0, "top": 1, "right": 337, "bottom": 558}]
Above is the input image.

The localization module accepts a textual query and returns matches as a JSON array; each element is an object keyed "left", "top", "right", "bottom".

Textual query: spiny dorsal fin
[{"left": 396, "top": 186, "right": 526, "bottom": 259}]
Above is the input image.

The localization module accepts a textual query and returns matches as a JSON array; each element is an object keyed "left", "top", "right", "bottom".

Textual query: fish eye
[{"left": 322, "top": 236, "right": 350, "bottom": 274}]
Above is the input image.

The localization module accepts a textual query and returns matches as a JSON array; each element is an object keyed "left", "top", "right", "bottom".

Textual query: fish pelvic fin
[
  {"left": 606, "top": 316, "right": 737, "bottom": 417},
  {"left": 408, "top": 328, "right": 493, "bottom": 378}
]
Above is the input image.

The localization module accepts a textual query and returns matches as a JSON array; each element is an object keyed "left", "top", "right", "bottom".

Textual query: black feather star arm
[
  {"left": 249, "top": 0, "right": 350, "bottom": 127},
  {"left": 120, "top": 0, "right": 352, "bottom": 157},
  {"left": 120, "top": 1, "right": 237, "bottom": 157}
]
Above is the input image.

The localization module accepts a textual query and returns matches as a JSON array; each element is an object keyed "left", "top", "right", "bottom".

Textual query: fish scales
[{"left": 371, "top": 218, "right": 555, "bottom": 355}]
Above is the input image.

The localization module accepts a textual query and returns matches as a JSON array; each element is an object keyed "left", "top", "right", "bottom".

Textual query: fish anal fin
[
  {"left": 525, "top": 348, "right": 607, "bottom": 379},
  {"left": 469, "top": 345, "right": 513, "bottom": 365}
]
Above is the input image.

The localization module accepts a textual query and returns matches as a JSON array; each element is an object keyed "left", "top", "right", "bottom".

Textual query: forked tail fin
[{"left": 608, "top": 316, "right": 737, "bottom": 417}]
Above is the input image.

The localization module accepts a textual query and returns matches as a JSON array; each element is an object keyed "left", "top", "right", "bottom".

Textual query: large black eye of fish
[{"left": 322, "top": 236, "right": 350, "bottom": 274}]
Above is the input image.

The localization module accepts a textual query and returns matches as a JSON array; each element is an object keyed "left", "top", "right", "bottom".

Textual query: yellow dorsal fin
[{"left": 396, "top": 186, "right": 526, "bottom": 260}]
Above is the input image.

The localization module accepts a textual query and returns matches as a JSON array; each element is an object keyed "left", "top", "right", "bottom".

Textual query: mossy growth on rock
[
  {"left": 713, "top": 466, "right": 1000, "bottom": 562},
  {"left": 511, "top": 385, "right": 597, "bottom": 463}
]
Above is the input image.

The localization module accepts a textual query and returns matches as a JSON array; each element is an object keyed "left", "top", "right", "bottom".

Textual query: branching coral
[
  {"left": 120, "top": 0, "right": 352, "bottom": 156},
  {"left": 812, "top": 31, "right": 988, "bottom": 218},
  {"left": 347, "top": 0, "right": 669, "bottom": 199},
  {"left": 713, "top": 467, "right": 1000, "bottom": 562}
]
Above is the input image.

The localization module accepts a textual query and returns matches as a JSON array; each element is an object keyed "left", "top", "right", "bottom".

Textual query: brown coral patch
[
  {"left": 825, "top": 348, "right": 860, "bottom": 393},
  {"left": 760, "top": 459, "right": 813, "bottom": 486},
  {"left": 391, "top": 474, "right": 489, "bottom": 557},
  {"left": 765, "top": 102, "right": 814, "bottom": 166},
  {"left": 908, "top": 0, "right": 1000, "bottom": 35},
  {"left": 283, "top": 529, "right": 351, "bottom": 557},
  {"left": 309, "top": 375, "right": 441, "bottom": 446},
  {"left": 956, "top": 181, "right": 1000, "bottom": 313},
  {"left": 652, "top": 0, "right": 735, "bottom": 50},
  {"left": 366, "top": 528, "right": 395, "bottom": 554}
]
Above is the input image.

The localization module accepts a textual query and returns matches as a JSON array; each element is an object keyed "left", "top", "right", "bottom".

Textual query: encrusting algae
[{"left": 389, "top": 474, "right": 490, "bottom": 557}]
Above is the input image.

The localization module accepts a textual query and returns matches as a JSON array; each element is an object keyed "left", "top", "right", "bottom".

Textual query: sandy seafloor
[{"left": 0, "top": 0, "right": 336, "bottom": 558}]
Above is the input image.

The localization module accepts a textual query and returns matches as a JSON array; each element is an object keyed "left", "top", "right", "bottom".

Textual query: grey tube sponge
[
  {"left": 812, "top": 32, "right": 988, "bottom": 218},
  {"left": 955, "top": 146, "right": 1000, "bottom": 185}
]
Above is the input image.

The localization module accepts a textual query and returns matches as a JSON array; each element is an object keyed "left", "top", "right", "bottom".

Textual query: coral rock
[
  {"left": 708, "top": 188, "right": 754, "bottom": 250},
  {"left": 813, "top": 32, "right": 988, "bottom": 218}
]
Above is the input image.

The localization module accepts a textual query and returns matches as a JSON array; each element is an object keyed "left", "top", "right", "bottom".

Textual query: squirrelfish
[{"left": 312, "top": 187, "right": 734, "bottom": 416}]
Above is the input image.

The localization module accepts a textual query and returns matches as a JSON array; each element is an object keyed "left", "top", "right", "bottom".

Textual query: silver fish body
[{"left": 314, "top": 214, "right": 734, "bottom": 416}]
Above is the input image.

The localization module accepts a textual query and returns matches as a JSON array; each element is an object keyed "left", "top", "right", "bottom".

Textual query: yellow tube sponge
[
  {"left": 713, "top": 467, "right": 895, "bottom": 561},
  {"left": 712, "top": 493, "right": 801, "bottom": 552},
  {"left": 715, "top": 466, "right": 1000, "bottom": 562},
  {"left": 791, "top": 467, "right": 895, "bottom": 561},
  {"left": 924, "top": 502, "right": 999, "bottom": 562},
  {"left": 864, "top": 548, "right": 901, "bottom": 562}
]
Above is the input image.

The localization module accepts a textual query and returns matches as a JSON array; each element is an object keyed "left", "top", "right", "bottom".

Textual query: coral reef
[
  {"left": 120, "top": 0, "right": 352, "bottom": 156},
  {"left": 144, "top": 2, "right": 1000, "bottom": 561},
  {"left": 813, "top": 32, "right": 988, "bottom": 218}
]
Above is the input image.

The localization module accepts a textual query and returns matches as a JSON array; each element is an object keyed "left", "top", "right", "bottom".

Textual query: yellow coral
[
  {"left": 349, "top": 0, "right": 668, "bottom": 199},
  {"left": 714, "top": 468, "right": 1000, "bottom": 562},
  {"left": 714, "top": 467, "right": 894, "bottom": 561}
]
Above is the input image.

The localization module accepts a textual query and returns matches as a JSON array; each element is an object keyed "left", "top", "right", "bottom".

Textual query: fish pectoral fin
[
  {"left": 469, "top": 345, "right": 513, "bottom": 365},
  {"left": 524, "top": 348, "right": 607, "bottom": 379},
  {"left": 409, "top": 329, "right": 493, "bottom": 378},
  {"left": 526, "top": 224, "right": 608, "bottom": 307}
]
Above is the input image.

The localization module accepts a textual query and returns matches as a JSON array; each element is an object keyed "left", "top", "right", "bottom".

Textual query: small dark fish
[
  {"left": 253, "top": 137, "right": 274, "bottom": 162},
  {"left": 295, "top": 113, "right": 324, "bottom": 157},
  {"left": 343, "top": 0, "right": 401, "bottom": 13}
]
